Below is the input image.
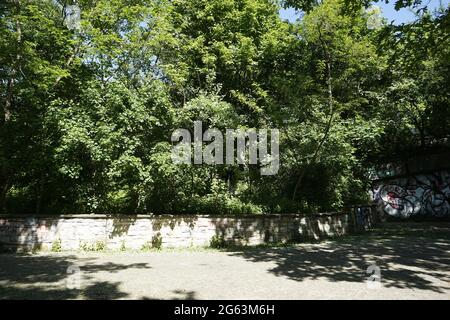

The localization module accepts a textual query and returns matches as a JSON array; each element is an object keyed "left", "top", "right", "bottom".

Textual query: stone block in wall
[{"left": 0, "top": 211, "right": 361, "bottom": 251}]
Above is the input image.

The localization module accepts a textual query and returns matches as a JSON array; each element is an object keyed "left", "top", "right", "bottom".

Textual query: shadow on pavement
[
  {"left": 0, "top": 254, "right": 150, "bottom": 299},
  {"left": 226, "top": 223, "right": 450, "bottom": 293},
  {"left": 0, "top": 223, "right": 449, "bottom": 299}
]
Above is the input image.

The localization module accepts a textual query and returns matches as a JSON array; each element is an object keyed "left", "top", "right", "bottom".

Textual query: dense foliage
[{"left": 1, "top": 0, "right": 449, "bottom": 214}]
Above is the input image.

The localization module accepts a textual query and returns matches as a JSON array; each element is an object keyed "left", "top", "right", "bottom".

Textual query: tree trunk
[
  {"left": 0, "top": 1, "right": 21, "bottom": 213},
  {"left": 292, "top": 27, "right": 334, "bottom": 202},
  {"left": 0, "top": 178, "right": 9, "bottom": 214}
]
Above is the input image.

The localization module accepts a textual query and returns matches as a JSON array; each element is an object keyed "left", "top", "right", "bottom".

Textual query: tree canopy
[{"left": 1, "top": 0, "right": 449, "bottom": 214}]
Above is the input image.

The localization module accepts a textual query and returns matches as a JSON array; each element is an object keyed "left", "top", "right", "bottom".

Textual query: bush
[
  {"left": 210, "top": 235, "right": 227, "bottom": 249},
  {"left": 79, "top": 240, "right": 106, "bottom": 252},
  {"left": 151, "top": 233, "right": 163, "bottom": 249},
  {"left": 51, "top": 238, "right": 62, "bottom": 252}
]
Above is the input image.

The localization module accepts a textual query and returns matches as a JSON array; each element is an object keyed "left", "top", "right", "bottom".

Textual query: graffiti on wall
[
  {"left": 354, "top": 206, "right": 373, "bottom": 231},
  {"left": 372, "top": 172, "right": 450, "bottom": 218}
]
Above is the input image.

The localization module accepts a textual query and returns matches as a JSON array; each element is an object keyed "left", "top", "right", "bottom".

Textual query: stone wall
[{"left": 0, "top": 211, "right": 372, "bottom": 252}]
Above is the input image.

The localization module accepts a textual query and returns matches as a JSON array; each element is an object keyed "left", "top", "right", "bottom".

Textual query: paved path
[{"left": 1, "top": 223, "right": 449, "bottom": 299}]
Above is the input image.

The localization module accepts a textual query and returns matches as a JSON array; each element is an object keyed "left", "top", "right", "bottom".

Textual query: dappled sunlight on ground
[{"left": 0, "top": 223, "right": 449, "bottom": 300}]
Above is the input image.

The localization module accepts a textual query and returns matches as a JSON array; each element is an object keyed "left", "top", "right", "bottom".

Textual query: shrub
[
  {"left": 120, "top": 240, "right": 126, "bottom": 251},
  {"left": 151, "top": 233, "right": 163, "bottom": 249},
  {"left": 51, "top": 238, "right": 62, "bottom": 252},
  {"left": 210, "top": 235, "right": 227, "bottom": 249},
  {"left": 79, "top": 240, "right": 106, "bottom": 252}
]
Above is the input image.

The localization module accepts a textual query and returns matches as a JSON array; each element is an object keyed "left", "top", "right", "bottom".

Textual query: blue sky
[{"left": 279, "top": 0, "right": 450, "bottom": 24}]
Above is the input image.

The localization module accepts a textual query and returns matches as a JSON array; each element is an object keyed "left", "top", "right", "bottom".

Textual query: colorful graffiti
[{"left": 372, "top": 172, "right": 450, "bottom": 218}]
